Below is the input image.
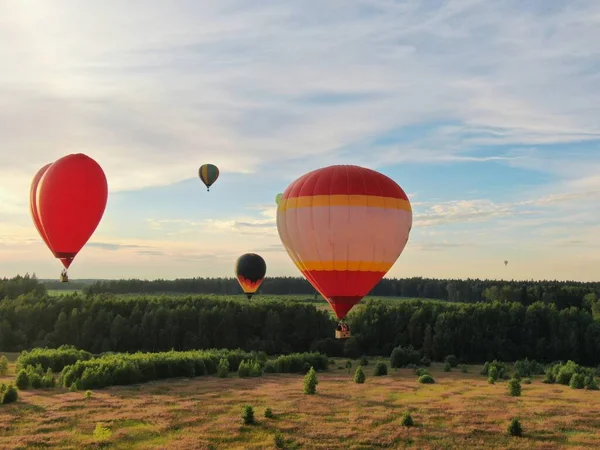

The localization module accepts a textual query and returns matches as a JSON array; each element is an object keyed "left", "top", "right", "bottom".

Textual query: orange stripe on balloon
[
  {"left": 294, "top": 260, "right": 394, "bottom": 272},
  {"left": 279, "top": 195, "right": 411, "bottom": 212},
  {"left": 237, "top": 275, "right": 264, "bottom": 293}
]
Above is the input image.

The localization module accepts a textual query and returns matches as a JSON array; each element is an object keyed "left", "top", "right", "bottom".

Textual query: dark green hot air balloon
[
  {"left": 235, "top": 253, "right": 267, "bottom": 299},
  {"left": 199, "top": 164, "right": 219, "bottom": 191}
]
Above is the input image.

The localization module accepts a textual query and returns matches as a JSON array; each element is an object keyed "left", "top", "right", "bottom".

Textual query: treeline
[
  {"left": 1, "top": 291, "right": 599, "bottom": 367},
  {"left": 14, "top": 347, "right": 329, "bottom": 390},
  {"left": 0, "top": 274, "right": 46, "bottom": 299},
  {"left": 82, "top": 276, "right": 600, "bottom": 311}
]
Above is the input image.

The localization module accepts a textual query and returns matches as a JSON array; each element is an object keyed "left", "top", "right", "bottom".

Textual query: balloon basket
[
  {"left": 60, "top": 274, "right": 69, "bottom": 283},
  {"left": 335, "top": 329, "right": 351, "bottom": 339}
]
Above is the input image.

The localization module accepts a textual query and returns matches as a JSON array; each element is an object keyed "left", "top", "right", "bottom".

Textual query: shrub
[
  {"left": 401, "top": 412, "right": 414, "bottom": 427},
  {"left": 522, "top": 377, "right": 532, "bottom": 384},
  {"left": 238, "top": 360, "right": 251, "bottom": 378},
  {"left": 85, "top": 390, "right": 93, "bottom": 399},
  {"left": 16, "top": 346, "right": 92, "bottom": 373},
  {"left": 508, "top": 378, "right": 521, "bottom": 396},
  {"left": 484, "top": 360, "right": 509, "bottom": 380},
  {"left": 345, "top": 360, "right": 352, "bottom": 370},
  {"left": 390, "top": 347, "right": 407, "bottom": 368},
  {"left": 354, "top": 366, "right": 366, "bottom": 384},
  {"left": 513, "top": 358, "right": 545, "bottom": 378},
  {"left": 0, "top": 383, "right": 18, "bottom": 404},
  {"left": 488, "top": 376, "right": 495, "bottom": 384},
  {"left": 444, "top": 362, "right": 451, "bottom": 372},
  {"left": 274, "top": 432, "right": 286, "bottom": 449},
  {"left": 415, "top": 368, "right": 429, "bottom": 377},
  {"left": 217, "top": 358, "right": 229, "bottom": 378},
  {"left": 360, "top": 355, "right": 369, "bottom": 366},
  {"left": 303, "top": 367, "right": 318, "bottom": 394},
  {"left": 543, "top": 371, "right": 556, "bottom": 384},
  {"left": 0, "top": 355, "right": 8, "bottom": 376},
  {"left": 488, "top": 366, "right": 499, "bottom": 382},
  {"left": 263, "top": 360, "right": 276, "bottom": 373},
  {"left": 445, "top": 355, "right": 458, "bottom": 368},
  {"left": 93, "top": 423, "right": 112, "bottom": 444},
  {"left": 420, "top": 356, "right": 431, "bottom": 367},
  {"left": 374, "top": 362, "right": 388, "bottom": 376},
  {"left": 585, "top": 376, "right": 599, "bottom": 390},
  {"left": 460, "top": 364, "right": 468, "bottom": 373},
  {"left": 508, "top": 418, "right": 523, "bottom": 437},
  {"left": 481, "top": 362, "right": 490, "bottom": 375},
  {"left": 569, "top": 373, "right": 585, "bottom": 390},
  {"left": 242, "top": 405, "right": 255, "bottom": 425},
  {"left": 418, "top": 374, "right": 435, "bottom": 384},
  {"left": 264, "top": 407, "right": 274, "bottom": 419},
  {"left": 15, "top": 370, "right": 29, "bottom": 390},
  {"left": 249, "top": 361, "right": 262, "bottom": 377}
]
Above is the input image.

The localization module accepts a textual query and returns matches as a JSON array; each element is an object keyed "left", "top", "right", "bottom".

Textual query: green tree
[
  {"left": 303, "top": 366, "right": 318, "bottom": 394},
  {"left": 0, "top": 355, "right": 8, "bottom": 376},
  {"left": 354, "top": 366, "right": 365, "bottom": 384}
]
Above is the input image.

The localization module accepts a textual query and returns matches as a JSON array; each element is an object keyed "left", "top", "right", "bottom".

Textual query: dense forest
[
  {"left": 1, "top": 275, "right": 599, "bottom": 367},
  {"left": 80, "top": 275, "right": 600, "bottom": 312}
]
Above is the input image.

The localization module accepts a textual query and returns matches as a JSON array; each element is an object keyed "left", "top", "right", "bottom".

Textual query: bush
[
  {"left": 522, "top": 377, "right": 532, "bottom": 384},
  {"left": 263, "top": 360, "right": 276, "bottom": 373},
  {"left": 360, "top": 355, "right": 369, "bottom": 366},
  {"left": 354, "top": 366, "right": 366, "bottom": 384},
  {"left": 543, "top": 371, "right": 556, "bottom": 384},
  {"left": 237, "top": 360, "right": 251, "bottom": 378},
  {"left": 85, "top": 390, "right": 93, "bottom": 399},
  {"left": 217, "top": 358, "right": 229, "bottom": 378},
  {"left": 401, "top": 412, "right": 414, "bottom": 427},
  {"left": 445, "top": 355, "right": 458, "bottom": 368},
  {"left": 0, "top": 355, "right": 8, "bottom": 375},
  {"left": 274, "top": 432, "right": 286, "bottom": 449},
  {"left": 303, "top": 367, "right": 318, "bottom": 394},
  {"left": 513, "top": 358, "right": 545, "bottom": 378},
  {"left": 15, "top": 370, "right": 29, "bottom": 390},
  {"left": 508, "top": 418, "right": 523, "bottom": 437},
  {"left": 488, "top": 376, "right": 495, "bottom": 384},
  {"left": 390, "top": 346, "right": 420, "bottom": 368},
  {"left": 460, "top": 364, "right": 468, "bottom": 373},
  {"left": 488, "top": 366, "right": 499, "bottom": 382},
  {"left": 93, "top": 423, "right": 112, "bottom": 443},
  {"left": 483, "top": 360, "right": 509, "bottom": 380},
  {"left": 585, "top": 376, "right": 599, "bottom": 390},
  {"left": 481, "top": 362, "right": 490, "bottom": 375},
  {"left": 415, "top": 368, "right": 429, "bottom": 377},
  {"left": 419, "top": 356, "right": 431, "bottom": 367},
  {"left": 17, "top": 346, "right": 92, "bottom": 373},
  {"left": 374, "top": 362, "right": 388, "bottom": 376},
  {"left": 418, "top": 374, "right": 435, "bottom": 384},
  {"left": 0, "top": 383, "right": 18, "bottom": 404},
  {"left": 242, "top": 405, "right": 255, "bottom": 425},
  {"left": 444, "top": 362, "right": 451, "bottom": 372},
  {"left": 345, "top": 360, "right": 352, "bottom": 370},
  {"left": 569, "top": 373, "right": 585, "bottom": 389},
  {"left": 508, "top": 378, "right": 521, "bottom": 396},
  {"left": 264, "top": 407, "right": 274, "bottom": 419}
]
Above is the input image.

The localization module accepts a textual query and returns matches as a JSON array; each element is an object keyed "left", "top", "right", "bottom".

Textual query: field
[{"left": 2, "top": 356, "right": 599, "bottom": 450}]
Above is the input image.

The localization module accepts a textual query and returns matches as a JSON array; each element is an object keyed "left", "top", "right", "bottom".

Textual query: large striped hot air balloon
[{"left": 276, "top": 165, "right": 412, "bottom": 337}]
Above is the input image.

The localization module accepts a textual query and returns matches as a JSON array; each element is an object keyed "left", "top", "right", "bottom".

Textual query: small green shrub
[
  {"left": 264, "top": 407, "right": 274, "bottom": 419},
  {"left": 460, "top": 364, "right": 468, "bottom": 373},
  {"left": 585, "top": 376, "right": 599, "bottom": 390},
  {"left": 238, "top": 360, "right": 251, "bottom": 378},
  {"left": 0, "top": 355, "right": 8, "bottom": 376},
  {"left": 217, "top": 358, "right": 229, "bottom": 378},
  {"left": 543, "top": 371, "right": 555, "bottom": 384},
  {"left": 522, "top": 377, "right": 532, "bottom": 384},
  {"left": 418, "top": 374, "right": 435, "bottom": 384},
  {"left": 15, "top": 370, "right": 29, "bottom": 390},
  {"left": 444, "top": 362, "right": 452, "bottom": 372},
  {"left": 85, "top": 390, "right": 92, "bottom": 399},
  {"left": 274, "top": 432, "right": 286, "bottom": 449},
  {"left": 419, "top": 356, "right": 431, "bottom": 367},
  {"left": 264, "top": 360, "right": 276, "bottom": 373},
  {"left": 242, "top": 405, "right": 255, "bottom": 425},
  {"left": 488, "top": 366, "right": 499, "bottom": 382},
  {"left": 445, "top": 355, "right": 458, "bottom": 368},
  {"left": 488, "top": 376, "right": 495, "bottom": 384},
  {"left": 481, "top": 362, "right": 490, "bottom": 375},
  {"left": 508, "top": 378, "right": 521, "bottom": 396},
  {"left": 401, "top": 412, "right": 414, "bottom": 427},
  {"left": 360, "top": 355, "right": 369, "bottom": 366},
  {"left": 93, "top": 423, "right": 112, "bottom": 443},
  {"left": 354, "top": 366, "right": 366, "bottom": 384},
  {"left": 508, "top": 418, "right": 523, "bottom": 437},
  {"left": 0, "top": 383, "right": 18, "bottom": 404},
  {"left": 303, "top": 367, "right": 318, "bottom": 394},
  {"left": 345, "top": 360, "right": 352, "bottom": 369},
  {"left": 374, "top": 362, "right": 388, "bottom": 376},
  {"left": 569, "top": 373, "right": 585, "bottom": 390},
  {"left": 415, "top": 368, "right": 429, "bottom": 377}
]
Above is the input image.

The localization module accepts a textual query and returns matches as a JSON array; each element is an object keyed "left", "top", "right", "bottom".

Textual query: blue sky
[{"left": 1, "top": 0, "right": 599, "bottom": 281}]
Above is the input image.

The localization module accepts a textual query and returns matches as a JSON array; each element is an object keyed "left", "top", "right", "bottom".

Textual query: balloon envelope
[
  {"left": 33, "top": 153, "right": 108, "bottom": 269},
  {"left": 235, "top": 253, "right": 267, "bottom": 299},
  {"left": 30, "top": 163, "right": 53, "bottom": 253},
  {"left": 199, "top": 164, "right": 219, "bottom": 190},
  {"left": 277, "top": 165, "right": 412, "bottom": 319},
  {"left": 275, "top": 193, "right": 282, "bottom": 205}
]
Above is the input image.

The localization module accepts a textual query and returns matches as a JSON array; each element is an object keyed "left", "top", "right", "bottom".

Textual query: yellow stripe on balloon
[
  {"left": 294, "top": 260, "right": 394, "bottom": 272},
  {"left": 201, "top": 165, "right": 208, "bottom": 181},
  {"left": 279, "top": 195, "right": 412, "bottom": 212}
]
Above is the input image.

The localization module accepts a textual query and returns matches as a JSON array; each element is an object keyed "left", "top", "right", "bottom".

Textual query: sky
[{"left": 1, "top": 0, "right": 600, "bottom": 282}]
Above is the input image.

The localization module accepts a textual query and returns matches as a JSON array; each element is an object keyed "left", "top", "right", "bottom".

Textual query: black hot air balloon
[{"left": 235, "top": 253, "right": 267, "bottom": 299}]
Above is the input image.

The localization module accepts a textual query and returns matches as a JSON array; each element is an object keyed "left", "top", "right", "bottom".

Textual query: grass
[{"left": 1, "top": 360, "right": 599, "bottom": 449}]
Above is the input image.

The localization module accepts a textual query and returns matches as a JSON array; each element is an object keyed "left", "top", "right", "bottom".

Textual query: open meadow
[{"left": 1, "top": 356, "right": 599, "bottom": 450}]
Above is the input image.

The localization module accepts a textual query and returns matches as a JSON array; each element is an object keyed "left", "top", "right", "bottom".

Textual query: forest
[{"left": 1, "top": 274, "right": 600, "bottom": 367}]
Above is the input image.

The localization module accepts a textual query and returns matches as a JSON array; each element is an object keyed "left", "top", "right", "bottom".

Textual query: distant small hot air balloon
[
  {"left": 199, "top": 164, "right": 219, "bottom": 191},
  {"left": 504, "top": 260, "right": 508, "bottom": 266},
  {"left": 235, "top": 253, "right": 267, "bottom": 299},
  {"left": 275, "top": 193, "right": 282, "bottom": 205},
  {"left": 277, "top": 164, "right": 412, "bottom": 338},
  {"left": 30, "top": 154, "right": 108, "bottom": 281}
]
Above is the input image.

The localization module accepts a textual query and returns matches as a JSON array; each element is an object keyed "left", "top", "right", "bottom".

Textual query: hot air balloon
[
  {"left": 277, "top": 165, "right": 412, "bottom": 338},
  {"left": 275, "top": 193, "right": 282, "bottom": 205},
  {"left": 235, "top": 253, "right": 267, "bottom": 299},
  {"left": 30, "top": 153, "right": 108, "bottom": 281},
  {"left": 199, "top": 164, "right": 219, "bottom": 191},
  {"left": 504, "top": 260, "right": 508, "bottom": 266}
]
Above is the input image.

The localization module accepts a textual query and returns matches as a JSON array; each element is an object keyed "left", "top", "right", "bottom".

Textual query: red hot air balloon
[
  {"left": 276, "top": 165, "right": 412, "bottom": 338},
  {"left": 31, "top": 154, "right": 108, "bottom": 279}
]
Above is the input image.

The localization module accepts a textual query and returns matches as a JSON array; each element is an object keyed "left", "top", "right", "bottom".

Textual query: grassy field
[{"left": 1, "top": 358, "right": 599, "bottom": 450}]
